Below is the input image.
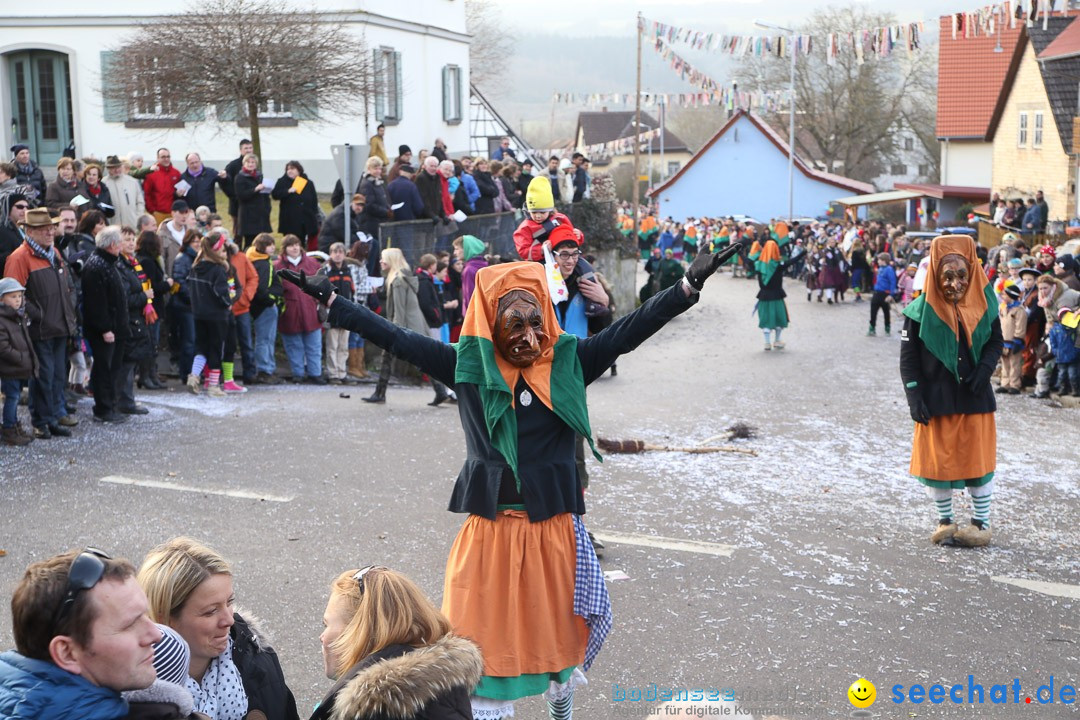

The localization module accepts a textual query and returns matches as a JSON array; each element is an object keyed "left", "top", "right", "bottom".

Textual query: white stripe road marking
[
  {"left": 992, "top": 576, "right": 1080, "bottom": 599},
  {"left": 99, "top": 476, "right": 294, "bottom": 503},
  {"left": 591, "top": 531, "right": 735, "bottom": 557}
]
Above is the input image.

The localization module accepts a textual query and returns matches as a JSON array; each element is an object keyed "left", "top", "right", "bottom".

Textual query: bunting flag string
[{"left": 550, "top": 88, "right": 790, "bottom": 113}]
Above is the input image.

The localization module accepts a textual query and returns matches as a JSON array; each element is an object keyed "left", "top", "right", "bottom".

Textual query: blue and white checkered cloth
[{"left": 572, "top": 514, "right": 612, "bottom": 671}]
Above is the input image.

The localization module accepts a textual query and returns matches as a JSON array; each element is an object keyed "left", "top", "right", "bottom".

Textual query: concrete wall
[
  {"left": 940, "top": 140, "right": 993, "bottom": 188},
  {"left": 653, "top": 114, "right": 853, "bottom": 221},
  {"left": 991, "top": 42, "right": 1073, "bottom": 222},
  {"left": 0, "top": 0, "right": 470, "bottom": 191},
  {"left": 590, "top": 248, "right": 639, "bottom": 317}
]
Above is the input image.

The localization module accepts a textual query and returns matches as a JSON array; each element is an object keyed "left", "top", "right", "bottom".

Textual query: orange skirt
[
  {"left": 910, "top": 412, "right": 996, "bottom": 482},
  {"left": 442, "top": 510, "right": 587, "bottom": 678}
]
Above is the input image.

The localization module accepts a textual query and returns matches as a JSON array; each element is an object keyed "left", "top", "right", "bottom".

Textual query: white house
[
  {"left": 650, "top": 110, "right": 872, "bottom": 221},
  {"left": 0, "top": 0, "right": 470, "bottom": 190}
]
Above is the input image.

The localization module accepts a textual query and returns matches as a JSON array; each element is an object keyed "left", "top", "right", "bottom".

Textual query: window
[
  {"left": 904, "top": 137, "right": 914, "bottom": 151},
  {"left": 442, "top": 65, "right": 462, "bottom": 124},
  {"left": 1018, "top": 111, "right": 1028, "bottom": 147},
  {"left": 890, "top": 163, "right": 907, "bottom": 175},
  {"left": 1034, "top": 111, "right": 1044, "bottom": 148},
  {"left": 131, "top": 56, "right": 178, "bottom": 119},
  {"left": 374, "top": 47, "right": 403, "bottom": 124},
  {"left": 918, "top": 163, "right": 929, "bottom": 176},
  {"left": 257, "top": 99, "right": 292, "bottom": 118},
  {"left": 667, "top": 161, "right": 681, "bottom": 176}
]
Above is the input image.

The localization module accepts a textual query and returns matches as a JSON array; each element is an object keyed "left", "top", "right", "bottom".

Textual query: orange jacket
[{"left": 229, "top": 249, "right": 258, "bottom": 315}]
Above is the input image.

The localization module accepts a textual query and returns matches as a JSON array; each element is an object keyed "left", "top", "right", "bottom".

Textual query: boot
[
  {"left": 930, "top": 518, "right": 957, "bottom": 545},
  {"left": 428, "top": 381, "right": 450, "bottom": 407},
  {"left": 363, "top": 378, "right": 387, "bottom": 404},
  {"left": 953, "top": 518, "right": 991, "bottom": 547},
  {"left": 2, "top": 426, "right": 32, "bottom": 446},
  {"left": 347, "top": 348, "right": 369, "bottom": 379}
]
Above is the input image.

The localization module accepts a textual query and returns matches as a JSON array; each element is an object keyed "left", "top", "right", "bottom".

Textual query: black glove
[
  {"left": 967, "top": 363, "right": 993, "bottom": 396},
  {"left": 685, "top": 242, "right": 743, "bottom": 291},
  {"left": 905, "top": 387, "right": 930, "bottom": 425},
  {"left": 279, "top": 269, "right": 335, "bottom": 305}
]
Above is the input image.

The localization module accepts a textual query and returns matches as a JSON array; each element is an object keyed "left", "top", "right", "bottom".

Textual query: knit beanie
[
  {"left": 152, "top": 624, "right": 191, "bottom": 685},
  {"left": 524, "top": 176, "right": 555, "bottom": 213}
]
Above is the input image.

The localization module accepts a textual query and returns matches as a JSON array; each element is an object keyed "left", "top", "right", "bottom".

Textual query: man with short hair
[
  {"left": 416, "top": 156, "right": 447, "bottom": 221},
  {"left": 546, "top": 155, "right": 563, "bottom": 202},
  {"left": 101, "top": 156, "right": 145, "bottom": 229},
  {"left": 1035, "top": 190, "right": 1049, "bottom": 233},
  {"left": 0, "top": 193, "right": 28, "bottom": 275},
  {"left": 387, "top": 163, "right": 424, "bottom": 221},
  {"left": 515, "top": 160, "right": 535, "bottom": 208},
  {"left": 0, "top": 548, "right": 162, "bottom": 719},
  {"left": 3, "top": 208, "right": 78, "bottom": 438},
  {"left": 141, "top": 148, "right": 182, "bottom": 223},
  {"left": 369, "top": 123, "right": 388, "bottom": 164},
  {"left": 223, "top": 138, "right": 253, "bottom": 234},
  {"left": 179, "top": 152, "right": 228, "bottom": 213},
  {"left": 432, "top": 137, "right": 448, "bottom": 162},
  {"left": 492, "top": 136, "right": 517, "bottom": 162},
  {"left": 80, "top": 226, "right": 131, "bottom": 423},
  {"left": 160, "top": 200, "right": 193, "bottom": 277},
  {"left": 571, "top": 153, "right": 588, "bottom": 203}
]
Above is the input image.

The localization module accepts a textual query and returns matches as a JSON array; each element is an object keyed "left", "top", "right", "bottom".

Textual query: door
[{"left": 7, "top": 50, "right": 73, "bottom": 167}]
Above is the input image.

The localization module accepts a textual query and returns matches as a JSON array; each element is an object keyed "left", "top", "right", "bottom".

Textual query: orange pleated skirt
[
  {"left": 442, "top": 510, "right": 587, "bottom": 678},
  {"left": 910, "top": 412, "right": 996, "bottom": 481}
]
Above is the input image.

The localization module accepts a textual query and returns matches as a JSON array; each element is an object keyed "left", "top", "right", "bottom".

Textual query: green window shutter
[
  {"left": 181, "top": 105, "right": 206, "bottom": 122},
  {"left": 393, "top": 51, "right": 403, "bottom": 121},
  {"left": 293, "top": 84, "right": 318, "bottom": 120},
  {"left": 99, "top": 51, "right": 127, "bottom": 122},
  {"left": 442, "top": 66, "right": 450, "bottom": 122},
  {"left": 373, "top": 48, "right": 385, "bottom": 122},
  {"left": 216, "top": 102, "right": 242, "bottom": 122}
]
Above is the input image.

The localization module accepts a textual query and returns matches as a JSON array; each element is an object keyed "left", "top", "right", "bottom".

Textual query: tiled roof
[
  {"left": 575, "top": 110, "right": 689, "bottom": 152},
  {"left": 936, "top": 16, "right": 1023, "bottom": 138},
  {"left": 650, "top": 110, "right": 873, "bottom": 198},
  {"left": 1038, "top": 16, "right": 1080, "bottom": 59}
]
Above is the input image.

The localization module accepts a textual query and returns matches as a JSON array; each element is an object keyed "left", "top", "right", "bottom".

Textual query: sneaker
[
  {"left": 930, "top": 518, "right": 957, "bottom": 545},
  {"left": 222, "top": 380, "right": 248, "bottom": 394},
  {"left": 33, "top": 425, "right": 51, "bottom": 439},
  {"left": 2, "top": 426, "right": 32, "bottom": 446},
  {"left": 57, "top": 414, "right": 79, "bottom": 427},
  {"left": 186, "top": 374, "right": 202, "bottom": 395},
  {"left": 953, "top": 519, "right": 991, "bottom": 547},
  {"left": 884, "top": 328, "right": 891, "bottom": 336},
  {"left": 47, "top": 424, "right": 72, "bottom": 437},
  {"left": 866, "top": 327, "right": 876, "bottom": 336},
  {"left": 764, "top": 343, "right": 772, "bottom": 351},
  {"left": 207, "top": 384, "right": 226, "bottom": 398}
]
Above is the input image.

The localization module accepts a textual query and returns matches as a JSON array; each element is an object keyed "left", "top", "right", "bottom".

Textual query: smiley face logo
[{"left": 848, "top": 678, "right": 876, "bottom": 708}]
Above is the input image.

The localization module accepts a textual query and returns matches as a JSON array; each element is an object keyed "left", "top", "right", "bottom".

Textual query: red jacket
[
  {"left": 229, "top": 250, "right": 258, "bottom": 316},
  {"left": 440, "top": 175, "right": 454, "bottom": 217},
  {"left": 513, "top": 212, "right": 581, "bottom": 261},
  {"left": 143, "top": 165, "right": 183, "bottom": 214}
]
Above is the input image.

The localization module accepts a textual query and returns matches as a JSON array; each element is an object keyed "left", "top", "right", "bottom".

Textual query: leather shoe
[
  {"left": 93, "top": 412, "right": 129, "bottom": 424},
  {"left": 57, "top": 415, "right": 79, "bottom": 427},
  {"left": 33, "top": 425, "right": 52, "bottom": 439},
  {"left": 307, "top": 375, "right": 329, "bottom": 386},
  {"left": 47, "top": 424, "right": 72, "bottom": 437},
  {"left": 119, "top": 405, "right": 150, "bottom": 415}
]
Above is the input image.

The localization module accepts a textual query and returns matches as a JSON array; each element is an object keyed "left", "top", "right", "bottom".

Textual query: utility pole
[{"left": 632, "top": 11, "right": 642, "bottom": 243}]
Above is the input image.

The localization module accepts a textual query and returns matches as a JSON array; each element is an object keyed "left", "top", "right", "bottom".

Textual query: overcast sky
[{"left": 490, "top": 0, "right": 1020, "bottom": 37}]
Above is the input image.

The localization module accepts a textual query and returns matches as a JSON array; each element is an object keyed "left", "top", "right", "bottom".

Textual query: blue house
[{"left": 650, "top": 110, "right": 873, "bottom": 221}]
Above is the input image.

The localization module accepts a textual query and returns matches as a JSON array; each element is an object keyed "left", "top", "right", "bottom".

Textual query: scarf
[
  {"left": 87, "top": 183, "right": 101, "bottom": 197},
  {"left": 454, "top": 262, "right": 599, "bottom": 487},
  {"left": 25, "top": 235, "right": 56, "bottom": 265},
  {"left": 286, "top": 254, "right": 301, "bottom": 266},
  {"left": 185, "top": 636, "right": 248, "bottom": 720},
  {"left": 749, "top": 239, "right": 782, "bottom": 285},
  {"left": 241, "top": 168, "right": 259, "bottom": 178},
  {"left": 902, "top": 235, "right": 997, "bottom": 381}
]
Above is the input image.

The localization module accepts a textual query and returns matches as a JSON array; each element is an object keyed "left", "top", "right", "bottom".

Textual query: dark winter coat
[
  {"left": 188, "top": 260, "right": 232, "bottom": 321},
  {"left": 170, "top": 245, "right": 198, "bottom": 309},
  {"left": 234, "top": 171, "right": 272, "bottom": 237},
  {"left": 275, "top": 255, "right": 322, "bottom": 334},
  {"left": 307, "top": 635, "right": 482, "bottom": 720},
  {"left": 415, "top": 270, "right": 442, "bottom": 328},
  {"left": 0, "top": 194, "right": 25, "bottom": 275},
  {"left": 45, "top": 177, "right": 80, "bottom": 213},
  {"left": 358, "top": 173, "right": 390, "bottom": 238},
  {"left": 900, "top": 316, "right": 1003, "bottom": 418},
  {"left": 179, "top": 166, "right": 225, "bottom": 213},
  {"left": 756, "top": 262, "right": 787, "bottom": 301},
  {"left": 472, "top": 171, "right": 498, "bottom": 215},
  {"left": 116, "top": 254, "right": 153, "bottom": 361},
  {"left": 316, "top": 203, "right": 363, "bottom": 254},
  {"left": 414, "top": 170, "right": 446, "bottom": 220},
  {"left": 122, "top": 679, "right": 204, "bottom": 720},
  {"left": 14, "top": 161, "right": 46, "bottom": 203},
  {"left": 223, "top": 155, "right": 244, "bottom": 217},
  {"left": 81, "top": 248, "right": 130, "bottom": 339},
  {"left": 136, "top": 251, "right": 169, "bottom": 317},
  {"left": 327, "top": 280, "right": 697, "bottom": 522},
  {"left": 0, "top": 303, "right": 38, "bottom": 380},
  {"left": 386, "top": 176, "right": 424, "bottom": 221},
  {"left": 272, "top": 174, "right": 320, "bottom": 237},
  {"left": 2, "top": 240, "right": 78, "bottom": 341},
  {"left": 248, "top": 249, "right": 283, "bottom": 318},
  {"left": 230, "top": 614, "right": 300, "bottom": 720},
  {"left": 79, "top": 181, "right": 113, "bottom": 219}
]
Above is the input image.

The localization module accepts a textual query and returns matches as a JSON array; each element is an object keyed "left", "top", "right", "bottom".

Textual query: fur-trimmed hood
[{"left": 329, "top": 635, "right": 483, "bottom": 720}]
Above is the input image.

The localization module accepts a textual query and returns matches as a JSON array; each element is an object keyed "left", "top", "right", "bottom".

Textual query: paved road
[{"left": 2, "top": 267, "right": 1078, "bottom": 719}]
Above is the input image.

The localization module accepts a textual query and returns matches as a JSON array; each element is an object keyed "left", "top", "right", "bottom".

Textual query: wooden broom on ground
[{"left": 596, "top": 437, "right": 758, "bottom": 457}]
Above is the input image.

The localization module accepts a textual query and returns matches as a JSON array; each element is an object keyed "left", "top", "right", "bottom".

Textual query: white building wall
[
  {"left": 0, "top": 0, "right": 470, "bottom": 191},
  {"left": 940, "top": 140, "right": 993, "bottom": 187}
]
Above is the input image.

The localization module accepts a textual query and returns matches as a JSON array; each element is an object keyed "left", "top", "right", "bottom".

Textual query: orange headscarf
[{"left": 923, "top": 235, "right": 992, "bottom": 348}]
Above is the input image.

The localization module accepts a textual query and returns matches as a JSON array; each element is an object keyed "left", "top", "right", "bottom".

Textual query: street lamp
[{"left": 755, "top": 20, "right": 796, "bottom": 221}]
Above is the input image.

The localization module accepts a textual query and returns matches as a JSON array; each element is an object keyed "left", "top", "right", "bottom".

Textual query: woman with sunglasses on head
[
  {"left": 138, "top": 537, "right": 300, "bottom": 720},
  {"left": 312, "top": 566, "right": 482, "bottom": 720}
]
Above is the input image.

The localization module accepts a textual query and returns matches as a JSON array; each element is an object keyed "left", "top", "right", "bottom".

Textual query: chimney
[{"left": 601, "top": 106, "right": 607, "bottom": 113}]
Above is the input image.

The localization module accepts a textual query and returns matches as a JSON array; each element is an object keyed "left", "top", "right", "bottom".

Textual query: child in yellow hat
[{"left": 513, "top": 176, "right": 583, "bottom": 261}]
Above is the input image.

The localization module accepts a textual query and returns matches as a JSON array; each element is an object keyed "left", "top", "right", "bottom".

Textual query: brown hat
[
  {"left": 105, "top": 155, "right": 123, "bottom": 168},
  {"left": 20, "top": 207, "right": 60, "bottom": 228}
]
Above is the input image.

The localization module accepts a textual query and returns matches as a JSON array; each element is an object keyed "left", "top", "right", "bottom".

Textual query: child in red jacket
[{"left": 513, "top": 176, "right": 583, "bottom": 261}]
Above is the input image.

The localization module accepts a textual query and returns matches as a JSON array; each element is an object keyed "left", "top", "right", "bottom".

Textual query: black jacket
[
  {"left": 223, "top": 155, "right": 244, "bottom": 217},
  {"left": 249, "top": 253, "right": 283, "bottom": 318},
  {"left": 80, "top": 181, "right": 114, "bottom": 219},
  {"left": 358, "top": 174, "right": 390, "bottom": 238},
  {"left": 317, "top": 203, "right": 363, "bottom": 254},
  {"left": 328, "top": 281, "right": 697, "bottom": 522},
  {"left": 387, "top": 176, "right": 424, "bottom": 221},
  {"left": 414, "top": 171, "right": 445, "bottom": 220},
  {"left": 472, "top": 171, "right": 498, "bottom": 215},
  {"left": 231, "top": 614, "right": 300, "bottom": 720},
  {"left": 81, "top": 248, "right": 130, "bottom": 339},
  {"left": 308, "top": 635, "right": 482, "bottom": 720},
  {"left": 180, "top": 167, "right": 225, "bottom": 212},
  {"left": 415, "top": 270, "right": 442, "bottom": 328},
  {"left": 170, "top": 246, "right": 198, "bottom": 309},
  {"left": 272, "top": 174, "right": 320, "bottom": 237},
  {"left": 0, "top": 304, "right": 37, "bottom": 380},
  {"left": 0, "top": 223, "right": 22, "bottom": 276},
  {"left": 136, "top": 252, "right": 169, "bottom": 316},
  {"left": 515, "top": 172, "right": 534, "bottom": 207},
  {"left": 900, "top": 315, "right": 1003, "bottom": 417},
  {"left": 188, "top": 260, "right": 232, "bottom": 321},
  {"left": 14, "top": 161, "right": 46, "bottom": 203},
  {"left": 116, "top": 255, "right": 153, "bottom": 361},
  {"left": 234, "top": 171, "right": 272, "bottom": 237},
  {"left": 756, "top": 262, "right": 787, "bottom": 301}
]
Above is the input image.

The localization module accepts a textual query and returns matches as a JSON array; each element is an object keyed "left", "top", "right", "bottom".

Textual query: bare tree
[
  {"left": 734, "top": 4, "right": 937, "bottom": 184},
  {"left": 102, "top": 0, "right": 374, "bottom": 160},
  {"left": 466, "top": 0, "right": 514, "bottom": 94}
]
